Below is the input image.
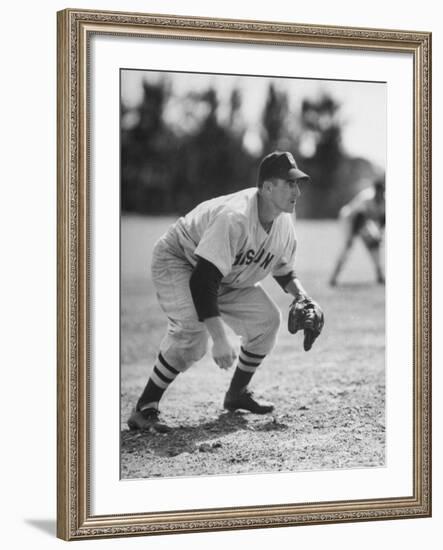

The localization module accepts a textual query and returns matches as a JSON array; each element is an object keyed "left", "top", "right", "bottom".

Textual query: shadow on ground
[
  {"left": 121, "top": 412, "right": 288, "bottom": 458},
  {"left": 24, "top": 519, "right": 56, "bottom": 537}
]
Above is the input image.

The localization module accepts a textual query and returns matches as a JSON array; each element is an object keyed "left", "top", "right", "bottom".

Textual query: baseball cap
[
  {"left": 374, "top": 176, "right": 385, "bottom": 189},
  {"left": 258, "top": 151, "right": 311, "bottom": 185}
]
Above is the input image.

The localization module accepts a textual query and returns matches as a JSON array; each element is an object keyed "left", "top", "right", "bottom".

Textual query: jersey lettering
[
  {"left": 233, "top": 253, "right": 243, "bottom": 266},
  {"left": 259, "top": 252, "right": 274, "bottom": 269},
  {"left": 253, "top": 249, "right": 265, "bottom": 264},
  {"left": 172, "top": 188, "right": 297, "bottom": 288},
  {"left": 232, "top": 248, "right": 274, "bottom": 270},
  {"left": 245, "top": 249, "right": 255, "bottom": 265}
]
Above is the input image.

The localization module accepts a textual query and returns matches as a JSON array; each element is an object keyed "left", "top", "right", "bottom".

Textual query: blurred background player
[{"left": 329, "top": 177, "right": 386, "bottom": 286}]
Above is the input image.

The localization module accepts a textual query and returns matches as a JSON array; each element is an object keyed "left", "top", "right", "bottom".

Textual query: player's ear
[{"left": 262, "top": 179, "right": 272, "bottom": 193}]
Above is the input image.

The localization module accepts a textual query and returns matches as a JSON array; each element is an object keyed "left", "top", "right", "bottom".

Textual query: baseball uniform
[
  {"left": 340, "top": 185, "right": 385, "bottom": 244},
  {"left": 330, "top": 180, "right": 386, "bottom": 285},
  {"left": 151, "top": 187, "right": 297, "bottom": 374},
  {"left": 128, "top": 151, "right": 315, "bottom": 430}
]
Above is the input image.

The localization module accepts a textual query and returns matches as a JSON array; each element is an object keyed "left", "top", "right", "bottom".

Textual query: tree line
[{"left": 121, "top": 79, "right": 378, "bottom": 218}]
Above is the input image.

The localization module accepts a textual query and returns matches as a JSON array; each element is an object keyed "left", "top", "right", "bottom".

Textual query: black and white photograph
[
  {"left": 52, "top": 6, "right": 432, "bottom": 542},
  {"left": 120, "top": 68, "right": 386, "bottom": 480}
]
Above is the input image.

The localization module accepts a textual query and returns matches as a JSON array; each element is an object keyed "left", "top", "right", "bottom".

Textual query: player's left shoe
[
  {"left": 223, "top": 389, "right": 274, "bottom": 414},
  {"left": 127, "top": 407, "right": 171, "bottom": 433}
]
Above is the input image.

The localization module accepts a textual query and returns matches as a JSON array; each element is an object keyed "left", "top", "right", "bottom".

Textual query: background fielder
[
  {"left": 329, "top": 177, "right": 386, "bottom": 286},
  {"left": 128, "top": 151, "right": 324, "bottom": 433}
]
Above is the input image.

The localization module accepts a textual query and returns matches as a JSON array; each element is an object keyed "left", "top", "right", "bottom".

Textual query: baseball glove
[
  {"left": 288, "top": 297, "right": 324, "bottom": 351},
  {"left": 360, "top": 219, "right": 383, "bottom": 249}
]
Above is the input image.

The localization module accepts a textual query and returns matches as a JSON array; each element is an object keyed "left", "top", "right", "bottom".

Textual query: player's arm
[
  {"left": 276, "top": 273, "right": 323, "bottom": 327},
  {"left": 189, "top": 257, "right": 236, "bottom": 370},
  {"left": 273, "top": 272, "right": 311, "bottom": 300},
  {"left": 273, "top": 228, "right": 324, "bottom": 347},
  {"left": 280, "top": 276, "right": 311, "bottom": 301}
]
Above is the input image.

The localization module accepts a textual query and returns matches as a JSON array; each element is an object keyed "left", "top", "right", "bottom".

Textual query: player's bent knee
[
  {"left": 267, "top": 303, "right": 282, "bottom": 334},
  {"left": 182, "top": 338, "right": 208, "bottom": 365},
  {"left": 162, "top": 343, "right": 207, "bottom": 371},
  {"left": 266, "top": 305, "right": 282, "bottom": 348},
  {"left": 249, "top": 304, "right": 281, "bottom": 354},
  {"left": 160, "top": 329, "right": 208, "bottom": 371},
  {"left": 181, "top": 330, "right": 209, "bottom": 365}
]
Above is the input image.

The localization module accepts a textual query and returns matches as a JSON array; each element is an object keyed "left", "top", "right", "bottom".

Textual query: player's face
[{"left": 269, "top": 178, "right": 303, "bottom": 213}]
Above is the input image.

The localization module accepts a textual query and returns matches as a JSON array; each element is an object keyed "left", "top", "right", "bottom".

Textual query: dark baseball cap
[
  {"left": 258, "top": 151, "right": 311, "bottom": 185},
  {"left": 374, "top": 176, "right": 385, "bottom": 189}
]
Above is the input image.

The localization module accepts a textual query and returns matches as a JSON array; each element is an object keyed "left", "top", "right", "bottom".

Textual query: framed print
[{"left": 57, "top": 8, "right": 431, "bottom": 540}]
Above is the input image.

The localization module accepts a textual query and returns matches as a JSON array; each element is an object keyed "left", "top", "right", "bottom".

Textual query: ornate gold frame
[{"left": 57, "top": 8, "right": 431, "bottom": 540}]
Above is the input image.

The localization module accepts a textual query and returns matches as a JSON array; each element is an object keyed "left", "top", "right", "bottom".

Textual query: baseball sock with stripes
[
  {"left": 228, "top": 346, "right": 266, "bottom": 394},
  {"left": 136, "top": 353, "right": 180, "bottom": 411}
]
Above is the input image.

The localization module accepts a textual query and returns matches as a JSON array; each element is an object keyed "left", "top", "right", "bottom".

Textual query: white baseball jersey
[
  {"left": 340, "top": 186, "right": 385, "bottom": 224},
  {"left": 163, "top": 188, "right": 297, "bottom": 288}
]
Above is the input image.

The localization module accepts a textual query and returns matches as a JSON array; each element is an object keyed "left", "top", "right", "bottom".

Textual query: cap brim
[{"left": 288, "top": 167, "right": 311, "bottom": 183}]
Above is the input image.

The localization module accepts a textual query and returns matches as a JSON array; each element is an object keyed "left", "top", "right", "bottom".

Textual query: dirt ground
[{"left": 120, "top": 216, "right": 385, "bottom": 479}]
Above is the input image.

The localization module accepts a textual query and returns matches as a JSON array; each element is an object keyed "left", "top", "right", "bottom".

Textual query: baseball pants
[{"left": 150, "top": 236, "right": 281, "bottom": 373}]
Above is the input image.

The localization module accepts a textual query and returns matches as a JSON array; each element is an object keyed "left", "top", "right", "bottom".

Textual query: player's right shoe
[
  {"left": 127, "top": 407, "right": 171, "bottom": 433},
  {"left": 223, "top": 389, "right": 274, "bottom": 414}
]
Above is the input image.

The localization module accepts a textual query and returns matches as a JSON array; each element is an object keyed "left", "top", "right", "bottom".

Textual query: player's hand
[{"left": 212, "top": 338, "right": 237, "bottom": 370}]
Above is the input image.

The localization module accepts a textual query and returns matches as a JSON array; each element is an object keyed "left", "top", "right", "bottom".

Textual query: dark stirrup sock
[
  {"left": 136, "top": 353, "right": 180, "bottom": 410},
  {"left": 228, "top": 347, "right": 266, "bottom": 394}
]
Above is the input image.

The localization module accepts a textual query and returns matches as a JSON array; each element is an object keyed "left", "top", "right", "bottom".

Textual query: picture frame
[{"left": 57, "top": 7, "right": 431, "bottom": 541}]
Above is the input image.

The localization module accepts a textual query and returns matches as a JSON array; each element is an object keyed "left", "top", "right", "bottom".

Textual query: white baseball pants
[{"left": 151, "top": 237, "right": 281, "bottom": 372}]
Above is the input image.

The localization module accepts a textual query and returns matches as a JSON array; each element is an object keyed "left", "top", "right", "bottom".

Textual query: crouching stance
[
  {"left": 128, "top": 151, "right": 324, "bottom": 433},
  {"left": 329, "top": 177, "right": 386, "bottom": 286}
]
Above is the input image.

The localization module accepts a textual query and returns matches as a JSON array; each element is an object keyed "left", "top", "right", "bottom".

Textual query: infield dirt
[{"left": 120, "top": 216, "right": 385, "bottom": 479}]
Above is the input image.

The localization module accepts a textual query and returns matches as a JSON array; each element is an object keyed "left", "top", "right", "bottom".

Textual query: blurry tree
[
  {"left": 228, "top": 88, "right": 246, "bottom": 138},
  {"left": 229, "top": 88, "right": 242, "bottom": 126},
  {"left": 121, "top": 78, "right": 176, "bottom": 213},
  {"left": 296, "top": 94, "right": 378, "bottom": 217},
  {"left": 262, "top": 84, "right": 291, "bottom": 153},
  {"left": 174, "top": 87, "right": 256, "bottom": 213},
  {"left": 121, "top": 78, "right": 379, "bottom": 219},
  {"left": 122, "top": 82, "right": 256, "bottom": 215},
  {"left": 301, "top": 95, "right": 342, "bottom": 169}
]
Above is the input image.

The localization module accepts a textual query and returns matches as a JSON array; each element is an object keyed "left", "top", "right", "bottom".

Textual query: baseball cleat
[
  {"left": 127, "top": 407, "right": 171, "bottom": 433},
  {"left": 223, "top": 389, "right": 274, "bottom": 414}
]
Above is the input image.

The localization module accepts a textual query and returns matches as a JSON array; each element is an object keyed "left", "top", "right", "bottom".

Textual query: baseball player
[
  {"left": 329, "top": 177, "right": 386, "bottom": 286},
  {"left": 128, "top": 151, "right": 324, "bottom": 433}
]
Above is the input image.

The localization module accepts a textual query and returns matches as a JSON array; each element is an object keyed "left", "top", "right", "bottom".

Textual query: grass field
[{"left": 120, "top": 215, "right": 385, "bottom": 479}]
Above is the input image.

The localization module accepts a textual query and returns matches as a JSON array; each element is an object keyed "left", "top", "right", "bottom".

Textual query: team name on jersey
[{"left": 233, "top": 248, "right": 274, "bottom": 269}]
